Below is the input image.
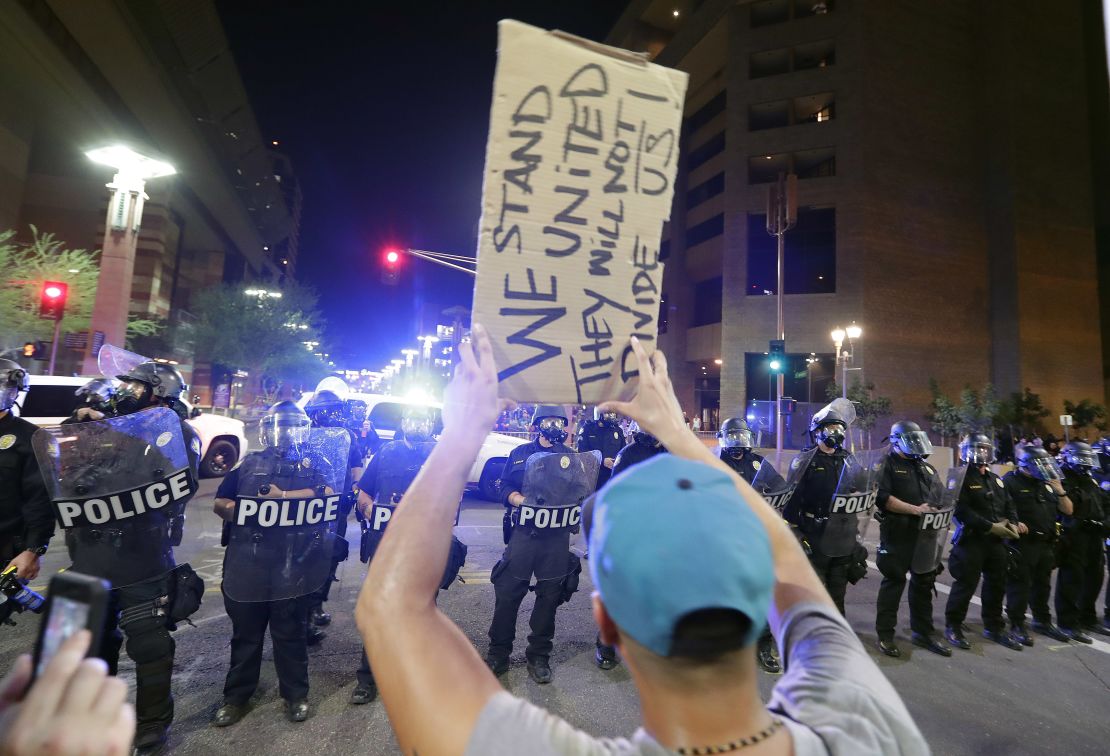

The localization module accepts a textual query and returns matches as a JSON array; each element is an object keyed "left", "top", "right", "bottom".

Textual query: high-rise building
[
  {"left": 608, "top": 0, "right": 1104, "bottom": 434},
  {"left": 0, "top": 0, "right": 301, "bottom": 378}
]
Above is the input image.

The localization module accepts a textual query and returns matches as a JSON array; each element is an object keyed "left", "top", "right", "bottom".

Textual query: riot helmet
[
  {"left": 259, "top": 400, "right": 311, "bottom": 454},
  {"left": 593, "top": 406, "right": 620, "bottom": 424},
  {"left": 0, "top": 359, "right": 28, "bottom": 412},
  {"left": 344, "top": 399, "right": 368, "bottom": 429},
  {"left": 75, "top": 378, "right": 116, "bottom": 414},
  {"left": 304, "top": 389, "right": 345, "bottom": 427},
  {"left": 532, "top": 404, "right": 569, "bottom": 444},
  {"left": 1096, "top": 436, "right": 1110, "bottom": 457},
  {"left": 890, "top": 420, "right": 933, "bottom": 459},
  {"left": 959, "top": 434, "right": 995, "bottom": 466},
  {"left": 400, "top": 406, "right": 434, "bottom": 443},
  {"left": 717, "top": 417, "right": 753, "bottom": 458},
  {"left": 115, "top": 360, "right": 186, "bottom": 415},
  {"left": 808, "top": 398, "right": 854, "bottom": 450},
  {"left": 1017, "top": 445, "right": 1062, "bottom": 480},
  {"left": 1060, "top": 441, "right": 1098, "bottom": 472}
]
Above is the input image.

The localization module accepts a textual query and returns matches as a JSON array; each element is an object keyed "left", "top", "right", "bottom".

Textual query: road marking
[{"left": 866, "top": 560, "right": 1110, "bottom": 655}]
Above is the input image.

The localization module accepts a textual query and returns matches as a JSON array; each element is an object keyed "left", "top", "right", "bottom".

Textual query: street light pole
[
  {"left": 82, "top": 146, "right": 175, "bottom": 375},
  {"left": 766, "top": 173, "right": 797, "bottom": 456}
]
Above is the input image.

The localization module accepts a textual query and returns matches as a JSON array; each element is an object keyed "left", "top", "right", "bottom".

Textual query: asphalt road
[{"left": 2, "top": 478, "right": 1109, "bottom": 755}]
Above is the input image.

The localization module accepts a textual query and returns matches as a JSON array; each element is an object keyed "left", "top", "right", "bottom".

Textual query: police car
[
  {"left": 298, "top": 391, "right": 525, "bottom": 501},
  {"left": 15, "top": 375, "right": 249, "bottom": 478}
]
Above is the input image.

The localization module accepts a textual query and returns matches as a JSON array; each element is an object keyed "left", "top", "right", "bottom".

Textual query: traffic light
[
  {"left": 39, "top": 281, "right": 68, "bottom": 320},
  {"left": 22, "top": 342, "right": 46, "bottom": 360},
  {"left": 22, "top": 342, "right": 34, "bottom": 358},
  {"left": 768, "top": 339, "right": 785, "bottom": 374},
  {"left": 381, "top": 248, "right": 401, "bottom": 285}
]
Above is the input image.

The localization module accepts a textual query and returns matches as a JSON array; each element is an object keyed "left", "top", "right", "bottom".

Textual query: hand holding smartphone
[{"left": 31, "top": 572, "right": 110, "bottom": 682}]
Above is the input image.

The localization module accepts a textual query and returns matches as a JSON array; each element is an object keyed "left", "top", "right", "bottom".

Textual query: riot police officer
[
  {"left": 782, "top": 405, "right": 853, "bottom": 614},
  {"left": 1003, "top": 447, "right": 1072, "bottom": 644},
  {"left": 943, "top": 434, "right": 1022, "bottom": 651},
  {"left": 1056, "top": 441, "right": 1110, "bottom": 641},
  {"left": 0, "top": 359, "right": 53, "bottom": 583},
  {"left": 74, "top": 377, "right": 117, "bottom": 417},
  {"left": 349, "top": 406, "right": 436, "bottom": 704},
  {"left": 485, "top": 405, "right": 581, "bottom": 684},
  {"left": 575, "top": 407, "right": 625, "bottom": 489},
  {"left": 212, "top": 402, "right": 339, "bottom": 726},
  {"left": 715, "top": 416, "right": 785, "bottom": 672},
  {"left": 303, "top": 389, "right": 363, "bottom": 639},
  {"left": 611, "top": 422, "right": 666, "bottom": 478},
  {"left": 874, "top": 421, "right": 952, "bottom": 658}
]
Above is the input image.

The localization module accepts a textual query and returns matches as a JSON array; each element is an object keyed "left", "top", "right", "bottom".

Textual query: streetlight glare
[
  {"left": 846, "top": 323, "right": 862, "bottom": 340},
  {"left": 831, "top": 328, "right": 846, "bottom": 344},
  {"left": 769, "top": 359, "right": 782, "bottom": 370},
  {"left": 85, "top": 145, "right": 176, "bottom": 179}
]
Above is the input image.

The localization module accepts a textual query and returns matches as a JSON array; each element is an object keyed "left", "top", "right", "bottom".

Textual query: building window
[
  {"left": 687, "top": 214, "right": 724, "bottom": 248},
  {"left": 749, "top": 100, "right": 791, "bottom": 131},
  {"left": 746, "top": 207, "right": 836, "bottom": 295},
  {"left": 686, "top": 173, "right": 725, "bottom": 209},
  {"left": 692, "top": 277, "right": 723, "bottom": 326},
  {"left": 685, "top": 90, "right": 726, "bottom": 134},
  {"left": 750, "top": 93, "right": 835, "bottom": 131},
  {"left": 750, "top": 40, "right": 835, "bottom": 79},
  {"left": 687, "top": 132, "right": 725, "bottom": 172},
  {"left": 748, "top": 148, "right": 835, "bottom": 184},
  {"left": 751, "top": 0, "right": 834, "bottom": 28}
]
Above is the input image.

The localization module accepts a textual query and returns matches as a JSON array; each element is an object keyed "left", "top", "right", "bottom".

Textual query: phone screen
[{"left": 35, "top": 596, "right": 90, "bottom": 677}]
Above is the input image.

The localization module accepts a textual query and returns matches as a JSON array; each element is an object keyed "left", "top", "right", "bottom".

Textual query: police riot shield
[
  {"left": 820, "top": 448, "right": 885, "bottom": 558},
  {"left": 507, "top": 450, "right": 600, "bottom": 580},
  {"left": 753, "top": 449, "right": 814, "bottom": 511},
  {"left": 911, "top": 466, "right": 953, "bottom": 574},
  {"left": 360, "top": 441, "right": 436, "bottom": 561},
  {"left": 96, "top": 344, "right": 147, "bottom": 381},
  {"left": 222, "top": 428, "right": 351, "bottom": 602},
  {"left": 32, "top": 408, "right": 197, "bottom": 589}
]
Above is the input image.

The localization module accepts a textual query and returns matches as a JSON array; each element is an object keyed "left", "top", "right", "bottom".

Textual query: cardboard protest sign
[{"left": 472, "top": 20, "right": 688, "bottom": 403}]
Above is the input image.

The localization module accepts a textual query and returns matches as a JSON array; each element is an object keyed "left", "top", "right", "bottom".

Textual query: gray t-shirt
[{"left": 465, "top": 602, "right": 929, "bottom": 755}]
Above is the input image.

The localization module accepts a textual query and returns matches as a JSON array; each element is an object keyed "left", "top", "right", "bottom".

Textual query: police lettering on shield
[
  {"left": 54, "top": 469, "right": 195, "bottom": 528},
  {"left": 234, "top": 494, "right": 343, "bottom": 528}
]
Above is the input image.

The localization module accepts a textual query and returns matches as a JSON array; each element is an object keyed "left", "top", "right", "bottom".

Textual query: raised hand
[
  {"left": 440, "top": 324, "right": 504, "bottom": 444},
  {"left": 598, "top": 337, "right": 687, "bottom": 448}
]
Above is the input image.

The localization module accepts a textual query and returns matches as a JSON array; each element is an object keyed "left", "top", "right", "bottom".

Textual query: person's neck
[
  {"left": 538, "top": 436, "right": 554, "bottom": 448},
  {"left": 632, "top": 659, "right": 781, "bottom": 752},
  {"left": 818, "top": 442, "right": 836, "bottom": 454}
]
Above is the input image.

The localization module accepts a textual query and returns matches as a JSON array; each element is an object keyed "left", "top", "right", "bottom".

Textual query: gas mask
[
  {"left": 114, "top": 380, "right": 153, "bottom": 415},
  {"left": 817, "top": 422, "right": 846, "bottom": 449},
  {"left": 536, "top": 416, "right": 568, "bottom": 445}
]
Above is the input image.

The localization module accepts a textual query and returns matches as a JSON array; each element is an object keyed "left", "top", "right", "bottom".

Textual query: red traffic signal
[
  {"left": 381, "top": 248, "right": 402, "bottom": 285},
  {"left": 39, "top": 281, "right": 68, "bottom": 320}
]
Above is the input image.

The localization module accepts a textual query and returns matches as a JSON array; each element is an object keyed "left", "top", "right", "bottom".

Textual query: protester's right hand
[
  {"left": 599, "top": 337, "right": 687, "bottom": 447},
  {"left": 441, "top": 324, "right": 504, "bottom": 443},
  {"left": 0, "top": 631, "right": 135, "bottom": 755}
]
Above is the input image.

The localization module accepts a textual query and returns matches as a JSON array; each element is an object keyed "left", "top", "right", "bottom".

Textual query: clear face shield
[
  {"left": 260, "top": 412, "right": 311, "bottom": 453},
  {"left": 537, "top": 416, "right": 568, "bottom": 443},
  {"left": 401, "top": 414, "right": 433, "bottom": 441},
  {"left": 1024, "top": 456, "right": 1062, "bottom": 481},
  {"left": 894, "top": 430, "right": 933, "bottom": 458},
  {"left": 1062, "top": 447, "right": 1097, "bottom": 470},
  {"left": 817, "top": 422, "right": 847, "bottom": 449},
  {"left": 961, "top": 442, "right": 995, "bottom": 466},
  {"left": 719, "top": 428, "right": 753, "bottom": 450},
  {"left": 0, "top": 367, "right": 28, "bottom": 412}
]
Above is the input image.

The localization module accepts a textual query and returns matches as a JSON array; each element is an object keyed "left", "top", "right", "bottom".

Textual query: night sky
[{"left": 217, "top": 0, "right": 629, "bottom": 370}]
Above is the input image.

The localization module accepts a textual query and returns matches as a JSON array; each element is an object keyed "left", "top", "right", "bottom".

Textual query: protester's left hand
[
  {"left": 4, "top": 552, "right": 39, "bottom": 582},
  {"left": 603, "top": 458, "right": 615, "bottom": 469},
  {"left": 441, "top": 324, "right": 504, "bottom": 442},
  {"left": 0, "top": 631, "right": 135, "bottom": 755}
]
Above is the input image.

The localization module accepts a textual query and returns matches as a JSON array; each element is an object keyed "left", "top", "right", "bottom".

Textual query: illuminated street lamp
[
  {"left": 401, "top": 348, "right": 419, "bottom": 368},
  {"left": 831, "top": 322, "right": 863, "bottom": 398},
  {"left": 81, "top": 145, "right": 175, "bottom": 373}
]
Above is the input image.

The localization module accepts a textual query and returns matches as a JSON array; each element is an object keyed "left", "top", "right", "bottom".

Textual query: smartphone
[{"left": 31, "top": 572, "right": 110, "bottom": 681}]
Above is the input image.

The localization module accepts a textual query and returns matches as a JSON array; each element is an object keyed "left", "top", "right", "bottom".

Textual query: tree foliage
[
  {"left": 995, "top": 387, "right": 1051, "bottom": 437},
  {"left": 190, "top": 283, "right": 329, "bottom": 388},
  {"left": 926, "top": 378, "right": 961, "bottom": 446},
  {"left": 0, "top": 227, "right": 159, "bottom": 354},
  {"left": 1062, "top": 399, "right": 1108, "bottom": 435}
]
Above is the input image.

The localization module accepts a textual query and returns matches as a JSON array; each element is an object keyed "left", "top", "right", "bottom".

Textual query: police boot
[
  {"left": 595, "top": 642, "right": 619, "bottom": 671},
  {"left": 526, "top": 657, "right": 553, "bottom": 685},
  {"left": 1030, "top": 621, "right": 1070, "bottom": 642},
  {"left": 310, "top": 605, "right": 331, "bottom": 627},
  {"left": 306, "top": 625, "right": 326, "bottom": 646},
  {"left": 757, "top": 636, "right": 782, "bottom": 673},
  {"left": 212, "top": 702, "right": 247, "bottom": 727},
  {"left": 982, "top": 628, "right": 1023, "bottom": 651},
  {"left": 349, "top": 683, "right": 377, "bottom": 705},
  {"left": 1009, "top": 623, "right": 1034, "bottom": 647},
  {"left": 283, "top": 699, "right": 310, "bottom": 722},
  {"left": 1059, "top": 626, "right": 1094, "bottom": 644},
  {"left": 1082, "top": 622, "right": 1110, "bottom": 637},
  {"left": 484, "top": 655, "right": 509, "bottom": 677},
  {"left": 877, "top": 638, "right": 901, "bottom": 658},
  {"left": 911, "top": 633, "right": 952, "bottom": 657},
  {"left": 131, "top": 726, "right": 169, "bottom": 756},
  {"left": 944, "top": 626, "right": 971, "bottom": 650}
]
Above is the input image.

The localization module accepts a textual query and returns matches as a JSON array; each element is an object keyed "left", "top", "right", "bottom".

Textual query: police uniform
[
  {"left": 575, "top": 419, "right": 624, "bottom": 488},
  {"left": 783, "top": 447, "right": 852, "bottom": 613},
  {"left": 1056, "top": 467, "right": 1108, "bottom": 632},
  {"left": 720, "top": 449, "right": 785, "bottom": 492},
  {"left": 611, "top": 435, "right": 665, "bottom": 478},
  {"left": 1003, "top": 471, "right": 1061, "bottom": 634},
  {"left": 944, "top": 466, "right": 1017, "bottom": 636},
  {"left": 874, "top": 454, "right": 944, "bottom": 644},
  {"left": 486, "top": 437, "right": 576, "bottom": 669},
  {"left": 353, "top": 438, "right": 434, "bottom": 692},
  {"left": 0, "top": 412, "right": 53, "bottom": 567},
  {"left": 217, "top": 448, "right": 327, "bottom": 711}
]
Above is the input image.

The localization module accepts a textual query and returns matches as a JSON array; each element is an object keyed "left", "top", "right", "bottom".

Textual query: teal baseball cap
[{"left": 587, "top": 454, "right": 774, "bottom": 657}]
